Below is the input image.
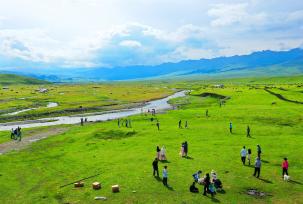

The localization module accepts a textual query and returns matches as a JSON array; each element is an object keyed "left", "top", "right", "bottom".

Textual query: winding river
[{"left": 0, "top": 91, "right": 186, "bottom": 131}]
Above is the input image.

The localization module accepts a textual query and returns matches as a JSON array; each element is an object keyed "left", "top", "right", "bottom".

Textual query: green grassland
[{"left": 0, "top": 76, "right": 303, "bottom": 203}]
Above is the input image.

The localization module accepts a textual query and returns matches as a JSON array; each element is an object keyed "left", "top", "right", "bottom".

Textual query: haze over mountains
[{"left": 1, "top": 48, "right": 302, "bottom": 82}]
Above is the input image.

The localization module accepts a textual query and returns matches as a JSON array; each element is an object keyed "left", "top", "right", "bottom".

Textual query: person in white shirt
[{"left": 240, "top": 146, "right": 247, "bottom": 165}]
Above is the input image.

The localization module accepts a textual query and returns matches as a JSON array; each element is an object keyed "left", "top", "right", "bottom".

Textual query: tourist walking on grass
[
  {"left": 257, "top": 144, "right": 262, "bottom": 157},
  {"left": 282, "top": 158, "right": 289, "bottom": 177},
  {"left": 162, "top": 166, "right": 168, "bottom": 186},
  {"left": 192, "top": 170, "right": 202, "bottom": 182},
  {"left": 156, "top": 121, "right": 160, "bottom": 131},
  {"left": 247, "top": 125, "right": 251, "bottom": 137},
  {"left": 180, "top": 142, "right": 185, "bottom": 157},
  {"left": 184, "top": 141, "right": 188, "bottom": 157},
  {"left": 253, "top": 157, "right": 261, "bottom": 178},
  {"left": 117, "top": 119, "right": 120, "bottom": 128},
  {"left": 160, "top": 146, "right": 167, "bottom": 161},
  {"left": 156, "top": 146, "right": 161, "bottom": 160},
  {"left": 206, "top": 109, "right": 209, "bottom": 117},
  {"left": 185, "top": 121, "right": 188, "bottom": 128},
  {"left": 229, "top": 122, "right": 233, "bottom": 133},
  {"left": 10, "top": 128, "right": 14, "bottom": 139},
  {"left": 203, "top": 173, "right": 211, "bottom": 196},
  {"left": 240, "top": 146, "right": 247, "bottom": 165},
  {"left": 247, "top": 148, "right": 252, "bottom": 165},
  {"left": 178, "top": 120, "right": 182, "bottom": 128},
  {"left": 152, "top": 158, "right": 159, "bottom": 177}
]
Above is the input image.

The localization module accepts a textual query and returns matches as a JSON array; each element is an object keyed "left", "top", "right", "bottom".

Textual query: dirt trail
[{"left": 0, "top": 127, "right": 69, "bottom": 154}]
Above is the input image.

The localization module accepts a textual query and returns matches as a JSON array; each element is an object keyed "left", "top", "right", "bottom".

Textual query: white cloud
[
  {"left": 119, "top": 40, "right": 142, "bottom": 48},
  {"left": 0, "top": 0, "right": 302, "bottom": 68}
]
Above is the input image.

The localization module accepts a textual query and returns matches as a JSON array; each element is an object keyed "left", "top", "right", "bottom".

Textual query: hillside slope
[{"left": 0, "top": 74, "right": 50, "bottom": 85}]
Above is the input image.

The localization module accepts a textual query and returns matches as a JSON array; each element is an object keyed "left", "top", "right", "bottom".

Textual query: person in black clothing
[
  {"left": 184, "top": 141, "right": 188, "bottom": 157},
  {"left": 247, "top": 148, "right": 252, "bottom": 165},
  {"left": 152, "top": 158, "right": 159, "bottom": 177},
  {"left": 206, "top": 109, "right": 209, "bottom": 117},
  {"left": 203, "top": 173, "right": 210, "bottom": 196},
  {"left": 247, "top": 125, "right": 251, "bottom": 137},
  {"left": 178, "top": 120, "right": 182, "bottom": 128},
  {"left": 156, "top": 121, "right": 160, "bottom": 131},
  {"left": 190, "top": 182, "right": 199, "bottom": 193}
]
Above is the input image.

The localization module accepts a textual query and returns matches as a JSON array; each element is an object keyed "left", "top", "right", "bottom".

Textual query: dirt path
[{"left": 0, "top": 127, "right": 69, "bottom": 155}]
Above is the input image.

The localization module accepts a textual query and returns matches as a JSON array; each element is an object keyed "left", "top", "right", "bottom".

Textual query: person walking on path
[
  {"left": 162, "top": 166, "right": 168, "bottom": 186},
  {"left": 282, "top": 158, "right": 289, "bottom": 177},
  {"left": 253, "top": 157, "right": 261, "bottom": 178},
  {"left": 156, "top": 121, "right": 160, "bottom": 131},
  {"left": 152, "top": 158, "right": 159, "bottom": 177},
  {"left": 247, "top": 148, "right": 252, "bottom": 165},
  {"left": 203, "top": 173, "right": 211, "bottom": 196},
  {"left": 229, "top": 122, "right": 233, "bottom": 133},
  {"left": 240, "top": 146, "right": 247, "bottom": 165},
  {"left": 257, "top": 144, "right": 262, "bottom": 157},
  {"left": 247, "top": 125, "right": 251, "bottom": 137}
]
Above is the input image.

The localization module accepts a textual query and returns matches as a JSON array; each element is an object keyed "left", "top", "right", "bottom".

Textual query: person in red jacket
[{"left": 282, "top": 158, "right": 289, "bottom": 177}]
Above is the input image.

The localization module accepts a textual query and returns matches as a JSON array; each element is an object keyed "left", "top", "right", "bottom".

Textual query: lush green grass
[
  {"left": 0, "top": 81, "right": 303, "bottom": 203},
  {"left": 0, "top": 74, "right": 49, "bottom": 85}
]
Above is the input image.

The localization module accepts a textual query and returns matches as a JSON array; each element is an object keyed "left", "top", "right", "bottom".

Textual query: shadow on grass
[
  {"left": 289, "top": 180, "right": 303, "bottom": 185},
  {"left": 217, "top": 189, "right": 226, "bottom": 194},
  {"left": 160, "top": 160, "right": 171, "bottom": 163},
  {"left": 154, "top": 176, "right": 162, "bottom": 182},
  {"left": 166, "top": 185, "right": 174, "bottom": 191},
  {"left": 261, "top": 160, "right": 270, "bottom": 163},
  {"left": 211, "top": 197, "right": 220, "bottom": 203},
  {"left": 259, "top": 178, "right": 273, "bottom": 184},
  {"left": 245, "top": 165, "right": 254, "bottom": 168},
  {"left": 183, "top": 156, "right": 194, "bottom": 160}
]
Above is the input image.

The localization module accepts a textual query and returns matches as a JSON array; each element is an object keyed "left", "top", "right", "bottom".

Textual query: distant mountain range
[{"left": 0, "top": 48, "right": 302, "bottom": 82}]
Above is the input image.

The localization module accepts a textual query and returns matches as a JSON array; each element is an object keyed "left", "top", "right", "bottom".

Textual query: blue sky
[{"left": 0, "top": 0, "right": 302, "bottom": 69}]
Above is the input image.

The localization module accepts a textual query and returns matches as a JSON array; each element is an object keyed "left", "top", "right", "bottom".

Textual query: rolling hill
[{"left": 0, "top": 74, "right": 50, "bottom": 85}]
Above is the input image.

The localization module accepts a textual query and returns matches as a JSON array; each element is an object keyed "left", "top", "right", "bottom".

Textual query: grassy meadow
[{"left": 0, "top": 76, "right": 303, "bottom": 203}]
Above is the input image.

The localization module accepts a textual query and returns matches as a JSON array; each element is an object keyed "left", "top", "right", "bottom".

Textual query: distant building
[{"left": 213, "top": 84, "right": 224, "bottom": 88}]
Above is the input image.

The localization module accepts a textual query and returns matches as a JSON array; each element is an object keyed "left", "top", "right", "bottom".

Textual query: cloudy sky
[{"left": 0, "top": 0, "right": 302, "bottom": 69}]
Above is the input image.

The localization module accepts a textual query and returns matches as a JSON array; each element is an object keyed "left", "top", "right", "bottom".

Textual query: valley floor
[{"left": 0, "top": 79, "right": 303, "bottom": 203}]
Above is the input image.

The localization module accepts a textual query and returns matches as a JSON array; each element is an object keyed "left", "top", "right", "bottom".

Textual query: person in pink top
[{"left": 282, "top": 158, "right": 289, "bottom": 177}]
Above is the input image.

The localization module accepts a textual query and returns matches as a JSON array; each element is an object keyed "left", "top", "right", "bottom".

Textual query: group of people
[
  {"left": 191, "top": 170, "right": 223, "bottom": 197},
  {"left": 10, "top": 127, "right": 22, "bottom": 141},
  {"left": 178, "top": 120, "right": 188, "bottom": 129},
  {"left": 117, "top": 118, "right": 132, "bottom": 128},
  {"left": 229, "top": 122, "right": 251, "bottom": 137},
  {"left": 240, "top": 145, "right": 289, "bottom": 180},
  {"left": 152, "top": 158, "right": 169, "bottom": 186}
]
